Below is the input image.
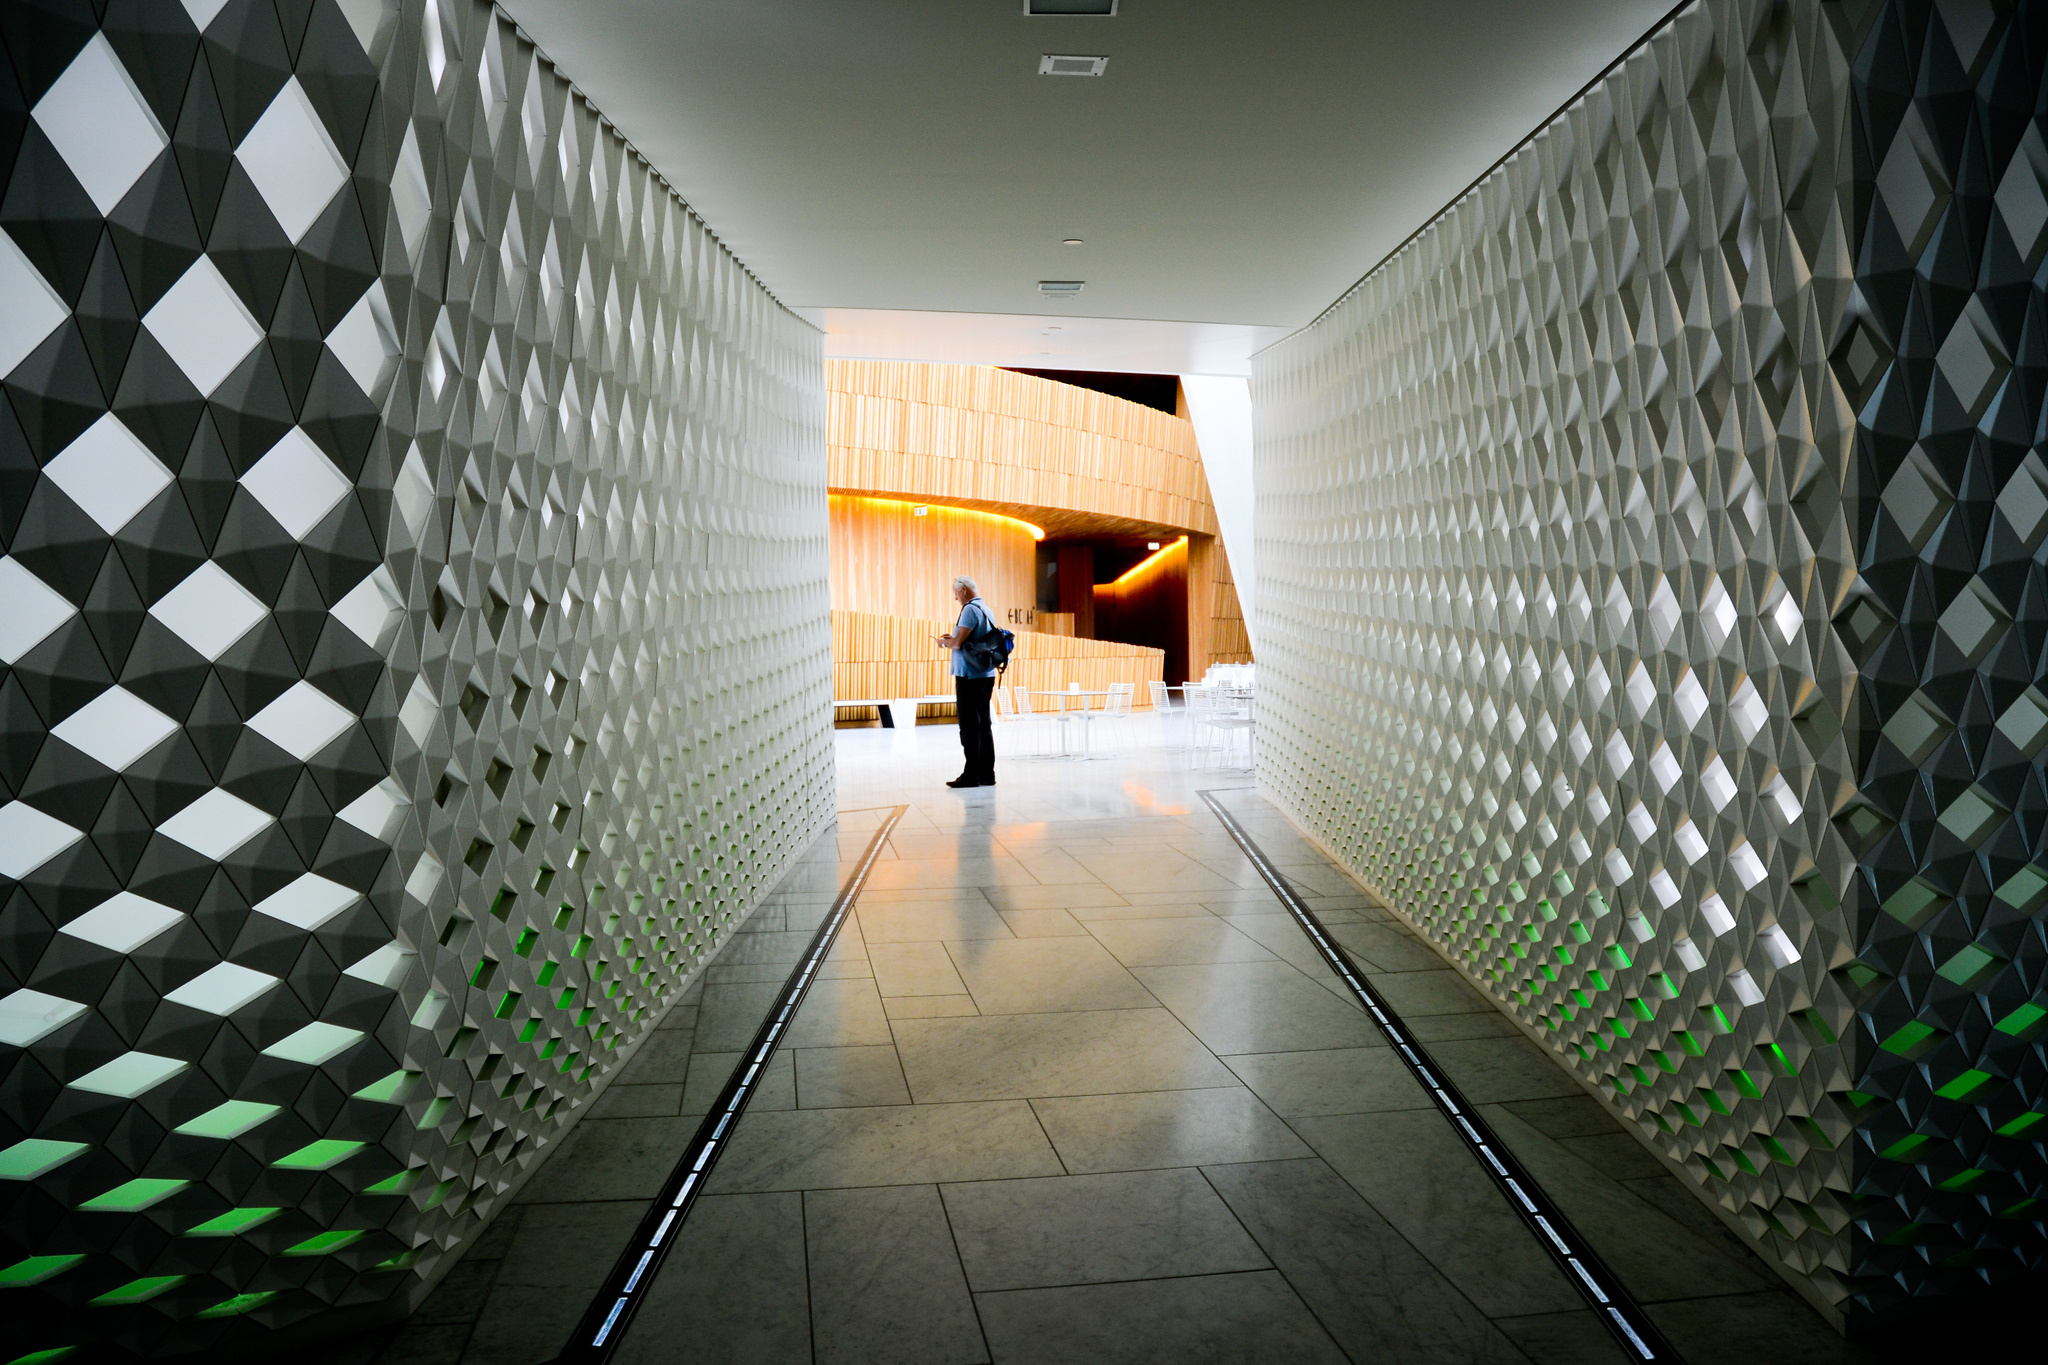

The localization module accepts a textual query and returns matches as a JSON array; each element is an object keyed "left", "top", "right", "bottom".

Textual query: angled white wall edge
[
  {"left": 0, "top": 0, "right": 833, "bottom": 1358},
  {"left": 1251, "top": 0, "right": 2048, "bottom": 1332}
]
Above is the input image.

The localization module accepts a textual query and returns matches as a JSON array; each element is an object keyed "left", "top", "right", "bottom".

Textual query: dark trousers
[{"left": 955, "top": 676, "right": 995, "bottom": 781}]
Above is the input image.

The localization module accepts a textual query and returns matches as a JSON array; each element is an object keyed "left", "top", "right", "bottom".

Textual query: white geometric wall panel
[
  {"left": 1253, "top": 0, "right": 2046, "bottom": 1327},
  {"left": 0, "top": 0, "right": 833, "bottom": 1357}
]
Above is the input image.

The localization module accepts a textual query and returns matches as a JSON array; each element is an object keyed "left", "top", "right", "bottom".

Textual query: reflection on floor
[{"left": 314, "top": 719, "right": 1878, "bottom": 1365}]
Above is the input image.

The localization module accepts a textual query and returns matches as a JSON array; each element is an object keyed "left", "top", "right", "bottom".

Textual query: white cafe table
[{"left": 1026, "top": 690, "right": 1112, "bottom": 758}]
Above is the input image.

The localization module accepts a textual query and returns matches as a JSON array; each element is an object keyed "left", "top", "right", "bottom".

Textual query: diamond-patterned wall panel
[
  {"left": 0, "top": 0, "right": 833, "bottom": 1358},
  {"left": 1252, "top": 0, "right": 2046, "bottom": 1328}
]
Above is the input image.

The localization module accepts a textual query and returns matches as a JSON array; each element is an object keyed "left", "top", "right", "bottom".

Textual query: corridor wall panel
[
  {"left": 0, "top": 1, "right": 833, "bottom": 1358},
  {"left": 1253, "top": 0, "right": 2047, "bottom": 1327}
]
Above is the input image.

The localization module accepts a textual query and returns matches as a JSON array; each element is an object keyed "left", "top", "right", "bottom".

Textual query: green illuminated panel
[
  {"left": 0, "top": 1140, "right": 87, "bottom": 1179},
  {"left": 184, "top": 1207, "right": 281, "bottom": 1237},
  {"left": 0, "top": 1255, "right": 85, "bottom": 1287},
  {"left": 78, "top": 1179, "right": 187, "bottom": 1212},
  {"left": 197, "top": 1290, "right": 280, "bottom": 1319},
  {"left": 284, "top": 1229, "right": 365, "bottom": 1256},
  {"left": 273, "top": 1141, "right": 365, "bottom": 1171},
  {"left": 89, "top": 1276, "right": 184, "bottom": 1305},
  {"left": 173, "top": 1101, "right": 279, "bottom": 1139}
]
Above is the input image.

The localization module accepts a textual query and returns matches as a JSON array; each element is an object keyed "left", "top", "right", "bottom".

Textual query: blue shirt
[{"left": 951, "top": 598, "right": 997, "bottom": 679}]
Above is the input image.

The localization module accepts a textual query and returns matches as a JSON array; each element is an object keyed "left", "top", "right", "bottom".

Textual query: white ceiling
[{"left": 503, "top": 0, "right": 1672, "bottom": 370}]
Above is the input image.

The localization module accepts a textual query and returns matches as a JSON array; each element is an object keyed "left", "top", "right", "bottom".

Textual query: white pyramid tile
[
  {"left": 253, "top": 873, "right": 359, "bottom": 930},
  {"left": 336, "top": 777, "right": 408, "bottom": 842},
  {"left": 41, "top": 413, "right": 173, "bottom": 534},
  {"left": 343, "top": 941, "right": 414, "bottom": 989},
  {"left": 0, "top": 557, "right": 78, "bottom": 665},
  {"left": 157, "top": 788, "right": 273, "bottom": 860},
  {"left": 326, "top": 285, "right": 398, "bottom": 400},
  {"left": 49, "top": 686, "right": 179, "bottom": 770},
  {"left": 164, "top": 962, "right": 280, "bottom": 1015},
  {"left": 0, "top": 989, "right": 86, "bottom": 1047},
  {"left": 247, "top": 680, "right": 354, "bottom": 760},
  {"left": 260, "top": 1021, "right": 362, "bottom": 1065},
  {"left": 69, "top": 1051, "right": 187, "bottom": 1098},
  {"left": 57, "top": 892, "right": 184, "bottom": 954},
  {"left": 142, "top": 256, "right": 264, "bottom": 395},
  {"left": 240, "top": 428, "right": 350, "bottom": 539},
  {"left": 235, "top": 77, "right": 351, "bottom": 242},
  {"left": 31, "top": 33, "right": 167, "bottom": 215},
  {"left": 0, "top": 230, "right": 68, "bottom": 379},
  {"left": 148, "top": 561, "right": 268, "bottom": 660},
  {"left": 0, "top": 802, "right": 83, "bottom": 879},
  {"left": 332, "top": 566, "right": 403, "bottom": 650},
  {"left": 180, "top": 0, "right": 233, "bottom": 29}
]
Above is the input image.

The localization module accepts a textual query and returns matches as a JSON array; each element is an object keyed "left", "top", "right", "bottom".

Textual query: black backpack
[{"left": 961, "top": 602, "right": 1014, "bottom": 675}]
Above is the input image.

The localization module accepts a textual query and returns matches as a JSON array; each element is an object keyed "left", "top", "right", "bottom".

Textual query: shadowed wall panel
[
  {"left": 1253, "top": 0, "right": 2048, "bottom": 1330},
  {"left": 0, "top": 1, "right": 831, "bottom": 1358}
]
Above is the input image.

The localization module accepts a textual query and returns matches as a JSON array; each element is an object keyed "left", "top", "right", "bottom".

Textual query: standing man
[{"left": 935, "top": 576, "right": 997, "bottom": 789}]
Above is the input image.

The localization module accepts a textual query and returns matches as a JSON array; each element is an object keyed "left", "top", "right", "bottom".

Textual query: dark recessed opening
[{"left": 1003, "top": 368, "right": 1178, "bottom": 414}]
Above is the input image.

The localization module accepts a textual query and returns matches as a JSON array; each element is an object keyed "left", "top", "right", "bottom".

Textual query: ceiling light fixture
[
  {"left": 1024, "top": 1, "right": 1118, "bottom": 14},
  {"left": 1038, "top": 280, "right": 1084, "bottom": 300},
  {"left": 1038, "top": 54, "right": 1108, "bottom": 77},
  {"left": 1061, "top": 238, "right": 1084, "bottom": 246}
]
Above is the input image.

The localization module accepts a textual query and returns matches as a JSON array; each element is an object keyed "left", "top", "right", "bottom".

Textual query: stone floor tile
[
  {"left": 979, "top": 883, "right": 1134, "bottom": 911},
  {"left": 941, "top": 1167, "right": 1269, "bottom": 1291},
  {"left": 681, "top": 1047, "right": 794, "bottom": 1116},
  {"left": 1129, "top": 959, "right": 1378, "bottom": 1055},
  {"left": 703, "top": 1100, "right": 1064, "bottom": 1192},
  {"left": 1289, "top": 1108, "right": 1583, "bottom": 1318},
  {"left": 588, "top": 1081, "right": 685, "bottom": 1118},
  {"left": 1428, "top": 1035, "right": 1592, "bottom": 1103},
  {"left": 618, "top": 1192, "right": 810, "bottom": 1365},
  {"left": 946, "top": 936, "right": 1159, "bottom": 1015},
  {"left": 868, "top": 940, "right": 971, "bottom": 996},
  {"left": 1493, "top": 1309, "right": 1633, "bottom": 1364},
  {"left": 974, "top": 1272, "right": 1348, "bottom": 1365},
  {"left": 512, "top": 1115, "right": 699, "bottom": 1205},
  {"left": 796, "top": 1044, "right": 912, "bottom": 1108},
  {"left": 858, "top": 899, "right": 1016, "bottom": 942},
  {"left": 1203, "top": 1157, "right": 1528, "bottom": 1365},
  {"left": 893, "top": 1008, "right": 1234, "bottom": 1102},
  {"left": 785, "top": 975, "right": 895, "bottom": 1048},
  {"left": 883, "top": 993, "right": 979, "bottom": 1019},
  {"left": 805, "top": 1184, "right": 987, "bottom": 1365},
  {"left": 1647, "top": 1290, "right": 1886, "bottom": 1364},
  {"left": 1364, "top": 966, "right": 1498, "bottom": 1016},
  {"left": 1029, "top": 1085, "right": 1310, "bottom": 1173},
  {"left": 1086, "top": 916, "right": 1279, "bottom": 967},
  {"left": 1222, "top": 1046, "right": 1427, "bottom": 1117},
  {"left": 997, "top": 907, "right": 1089, "bottom": 936}
]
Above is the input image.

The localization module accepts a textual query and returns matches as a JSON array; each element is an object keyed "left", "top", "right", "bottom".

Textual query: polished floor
[{"left": 319, "top": 716, "right": 1876, "bottom": 1365}]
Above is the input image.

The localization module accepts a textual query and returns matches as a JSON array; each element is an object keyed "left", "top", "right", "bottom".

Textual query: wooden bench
[{"left": 832, "top": 696, "right": 956, "bottom": 729}]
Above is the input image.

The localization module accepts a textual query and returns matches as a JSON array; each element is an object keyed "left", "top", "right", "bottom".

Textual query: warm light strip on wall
[
  {"left": 832, "top": 494, "right": 1044, "bottom": 541},
  {"left": 1111, "top": 535, "right": 1187, "bottom": 586}
]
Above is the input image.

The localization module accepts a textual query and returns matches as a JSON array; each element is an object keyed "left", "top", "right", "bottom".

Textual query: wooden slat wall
[
  {"left": 829, "top": 495, "right": 1038, "bottom": 625},
  {"left": 1210, "top": 537, "right": 1253, "bottom": 667},
  {"left": 828, "top": 362, "right": 1221, "bottom": 538},
  {"left": 832, "top": 609, "right": 1164, "bottom": 718}
]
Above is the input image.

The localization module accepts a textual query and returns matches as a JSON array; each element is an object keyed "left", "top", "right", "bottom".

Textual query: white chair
[
  {"left": 1189, "top": 686, "right": 1255, "bottom": 770},
  {"left": 1079, "top": 682, "right": 1134, "bottom": 757},
  {"left": 1004, "top": 685, "right": 1048, "bottom": 756},
  {"left": 1148, "top": 679, "right": 1190, "bottom": 751}
]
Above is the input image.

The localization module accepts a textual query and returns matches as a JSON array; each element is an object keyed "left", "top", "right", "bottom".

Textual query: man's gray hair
[{"left": 952, "top": 575, "right": 978, "bottom": 595}]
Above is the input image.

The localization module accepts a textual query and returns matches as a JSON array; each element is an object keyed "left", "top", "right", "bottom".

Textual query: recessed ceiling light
[
  {"left": 1038, "top": 280, "right": 1084, "bottom": 299},
  {"left": 913, "top": 505, "right": 928, "bottom": 516},
  {"left": 1038, "top": 54, "right": 1108, "bottom": 77},
  {"left": 1147, "top": 542, "right": 1160, "bottom": 550},
  {"left": 1025, "top": 1, "right": 1118, "bottom": 14},
  {"left": 1061, "top": 238, "right": 1084, "bottom": 246},
  {"left": 1045, "top": 326, "right": 1062, "bottom": 331}
]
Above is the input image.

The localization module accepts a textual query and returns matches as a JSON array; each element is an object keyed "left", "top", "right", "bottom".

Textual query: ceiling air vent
[
  {"left": 1038, "top": 281, "right": 1085, "bottom": 300},
  {"left": 1038, "top": 54, "right": 1108, "bottom": 77},
  {"left": 1025, "top": 1, "right": 1118, "bottom": 14}
]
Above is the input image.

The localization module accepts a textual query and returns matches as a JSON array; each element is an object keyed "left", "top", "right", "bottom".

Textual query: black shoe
[
  {"left": 946, "top": 775, "right": 977, "bottom": 788},
  {"left": 975, "top": 776, "right": 996, "bottom": 787}
]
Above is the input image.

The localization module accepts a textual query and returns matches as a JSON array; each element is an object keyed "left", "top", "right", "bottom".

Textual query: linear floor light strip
[
  {"left": 553, "top": 805, "right": 907, "bottom": 1364},
  {"left": 1196, "top": 791, "right": 1682, "bottom": 1364}
]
